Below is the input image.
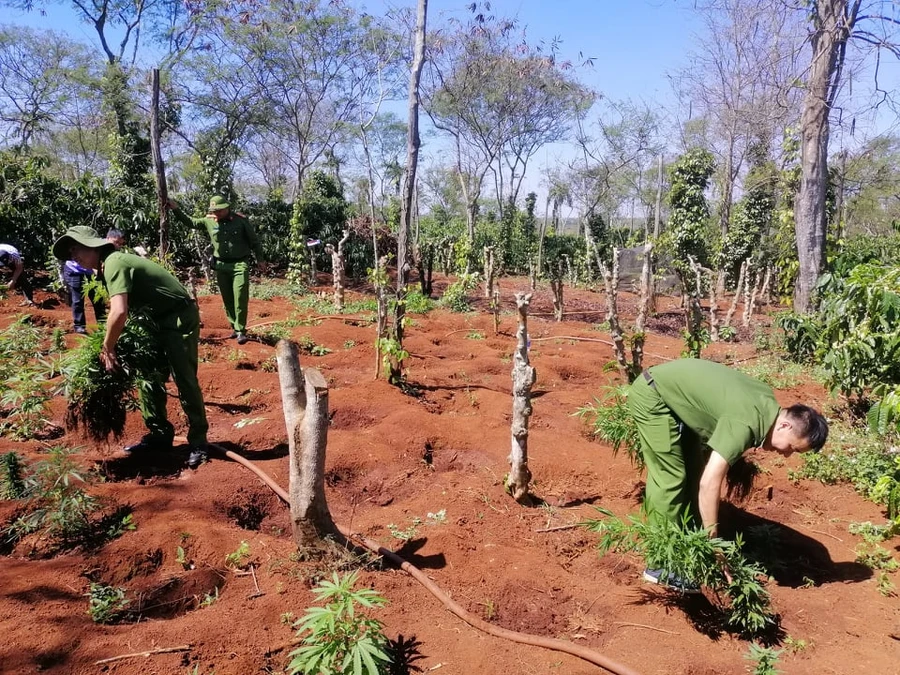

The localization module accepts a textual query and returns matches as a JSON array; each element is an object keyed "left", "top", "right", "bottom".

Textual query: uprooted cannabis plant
[
  {"left": 582, "top": 508, "right": 776, "bottom": 637},
  {"left": 60, "top": 316, "right": 160, "bottom": 441}
]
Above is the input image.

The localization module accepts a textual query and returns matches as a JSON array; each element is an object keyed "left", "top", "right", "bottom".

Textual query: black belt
[
  {"left": 642, "top": 369, "right": 657, "bottom": 390},
  {"left": 216, "top": 256, "right": 249, "bottom": 263}
]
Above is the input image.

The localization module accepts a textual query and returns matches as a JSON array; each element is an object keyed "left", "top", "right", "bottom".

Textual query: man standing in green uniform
[
  {"left": 167, "top": 195, "right": 265, "bottom": 344},
  {"left": 627, "top": 358, "right": 828, "bottom": 591},
  {"left": 53, "top": 226, "right": 210, "bottom": 469}
]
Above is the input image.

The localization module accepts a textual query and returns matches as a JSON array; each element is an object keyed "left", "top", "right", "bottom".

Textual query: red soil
[{"left": 0, "top": 276, "right": 897, "bottom": 675}]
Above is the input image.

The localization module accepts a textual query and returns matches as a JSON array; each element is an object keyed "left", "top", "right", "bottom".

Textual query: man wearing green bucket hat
[
  {"left": 167, "top": 195, "right": 265, "bottom": 345},
  {"left": 53, "top": 226, "right": 210, "bottom": 469}
]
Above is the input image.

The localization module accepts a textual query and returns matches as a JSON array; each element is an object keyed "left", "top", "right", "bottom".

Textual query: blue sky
[{"left": 3, "top": 0, "right": 701, "bottom": 106}]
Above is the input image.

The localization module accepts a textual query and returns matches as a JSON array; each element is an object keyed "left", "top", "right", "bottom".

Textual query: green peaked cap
[{"left": 208, "top": 195, "right": 230, "bottom": 210}]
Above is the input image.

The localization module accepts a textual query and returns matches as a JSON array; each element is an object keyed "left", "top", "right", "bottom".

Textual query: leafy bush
[
  {"left": 778, "top": 265, "right": 900, "bottom": 396},
  {"left": 287, "top": 572, "right": 391, "bottom": 675},
  {"left": 868, "top": 385, "right": 900, "bottom": 437},
  {"left": 60, "top": 317, "right": 160, "bottom": 441},
  {"left": 402, "top": 289, "right": 435, "bottom": 315},
  {"left": 582, "top": 509, "right": 776, "bottom": 637},
  {"left": 86, "top": 583, "right": 130, "bottom": 624},
  {"left": 441, "top": 273, "right": 479, "bottom": 313},
  {"left": 574, "top": 387, "right": 643, "bottom": 469}
]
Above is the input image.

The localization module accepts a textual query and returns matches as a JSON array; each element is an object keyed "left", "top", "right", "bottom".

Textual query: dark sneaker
[
  {"left": 236, "top": 332, "right": 249, "bottom": 345},
  {"left": 124, "top": 437, "right": 174, "bottom": 454},
  {"left": 74, "top": 326, "right": 88, "bottom": 334},
  {"left": 187, "top": 445, "right": 208, "bottom": 469},
  {"left": 642, "top": 568, "right": 701, "bottom": 594},
  {"left": 228, "top": 331, "right": 238, "bottom": 339}
]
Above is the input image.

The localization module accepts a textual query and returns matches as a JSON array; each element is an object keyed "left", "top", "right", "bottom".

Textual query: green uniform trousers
[
  {"left": 627, "top": 374, "right": 704, "bottom": 526},
  {"left": 215, "top": 259, "right": 250, "bottom": 332},
  {"left": 139, "top": 301, "right": 209, "bottom": 446}
]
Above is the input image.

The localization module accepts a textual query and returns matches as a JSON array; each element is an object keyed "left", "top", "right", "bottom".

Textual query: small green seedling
[
  {"left": 86, "top": 583, "right": 130, "bottom": 624},
  {"left": 225, "top": 540, "right": 252, "bottom": 569}
]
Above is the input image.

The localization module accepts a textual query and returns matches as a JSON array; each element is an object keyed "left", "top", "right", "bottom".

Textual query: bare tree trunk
[
  {"left": 360, "top": 129, "right": 380, "bottom": 264},
  {"left": 795, "top": 0, "right": 859, "bottom": 312},
  {"left": 744, "top": 268, "right": 764, "bottom": 327},
  {"left": 549, "top": 260, "right": 564, "bottom": 322},
  {"left": 723, "top": 259, "right": 746, "bottom": 329},
  {"left": 416, "top": 241, "right": 434, "bottom": 297},
  {"left": 276, "top": 340, "right": 337, "bottom": 547},
  {"left": 742, "top": 265, "right": 757, "bottom": 327},
  {"left": 760, "top": 266, "right": 772, "bottom": 305},
  {"left": 506, "top": 292, "right": 535, "bottom": 502},
  {"left": 483, "top": 246, "right": 496, "bottom": 298},
  {"left": 492, "top": 289, "right": 501, "bottom": 334},
  {"left": 685, "top": 256, "right": 704, "bottom": 341},
  {"left": 325, "top": 229, "right": 350, "bottom": 311},
  {"left": 308, "top": 245, "right": 318, "bottom": 287},
  {"left": 707, "top": 269, "right": 720, "bottom": 343},
  {"left": 630, "top": 242, "right": 652, "bottom": 376},
  {"left": 149, "top": 68, "right": 169, "bottom": 257},
  {"left": 389, "top": 0, "right": 427, "bottom": 384},
  {"left": 596, "top": 246, "right": 630, "bottom": 381},
  {"left": 373, "top": 256, "right": 389, "bottom": 380},
  {"left": 649, "top": 155, "right": 664, "bottom": 314}
]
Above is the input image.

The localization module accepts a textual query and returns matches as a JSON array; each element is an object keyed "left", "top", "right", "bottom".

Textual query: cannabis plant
[
  {"left": 744, "top": 642, "right": 782, "bottom": 675},
  {"left": 7, "top": 446, "right": 98, "bottom": 545},
  {"left": 60, "top": 316, "right": 160, "bottom": 441},
  {"left": 582, "top": 508, "right": 776, "bottom": 636},
  {"left": 0, "top": 452, "right": 27, "bottom": 499},
  {"left": 574, "top": 387, "right": 643, "bottom": 469},
  {"left": 287, "top": 572, "right": 391, "bottom": 675}
]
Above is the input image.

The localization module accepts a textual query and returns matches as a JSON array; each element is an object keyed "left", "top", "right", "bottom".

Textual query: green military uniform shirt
[
  {"left": 648, "top": 359, "right": 781, "bottom": 464},
  {"left": 104, "top": 252, "right": 192, "bottom": 318},
  {"left": 172, "top": 208, "right": 264, "bottom": 262}
]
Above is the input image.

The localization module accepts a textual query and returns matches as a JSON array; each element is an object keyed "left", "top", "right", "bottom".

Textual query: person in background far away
[
  {"left": 53, "top": 225, "right": 210, "bottom": 469},
  {"left": 63, "top": 258, "right": 106, "bottom": 334},
  {"left": 167, "top": 195, "right": 266, "bottom": 345},
  {"left": 627, "top": 358, "right": 829, "bottom": 593},
  {"left": 0, "top": 243, "right": 35, "bottom": 306},
  {"left": 107, "top": 228, "right": 126, "bottom": 250}
]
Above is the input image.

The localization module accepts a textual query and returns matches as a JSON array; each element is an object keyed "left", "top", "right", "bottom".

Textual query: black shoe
[
  {"left": 642, "top": 568, "right": 701, "bottom": 594},
  {"left": 124, "top": 437, "right": 173, "bottom": 454},
  {"left": 236, "top": 332, "right": 249, "bottom": 345},
  {"left": 187, "top": 445, "right": 208, "bottom": 469},
  {"left": 228, "top": 331, "right": 238, "bottom": 339},
  {"left": 74, "top": 326, "right": 87, "bottom": 334}
]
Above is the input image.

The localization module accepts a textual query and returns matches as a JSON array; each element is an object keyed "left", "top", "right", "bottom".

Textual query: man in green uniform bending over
[
  {"left": 628, "top": 358, "right": 828, "bottom": 592},
  {"left": 168, "top": 195, "right": 265, "bottom": 344},
  {"left": 53, "top": 226, "right": 210, "bottom": 469}
]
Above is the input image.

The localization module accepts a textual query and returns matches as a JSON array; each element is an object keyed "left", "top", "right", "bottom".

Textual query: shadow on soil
[
  {"left": 721, "top": 504, "right": 873, "bottom": 588},
  {"left": 391, "top": 538, "right": 447, "bottom": 570},
  {"left": 387, "top": 634, "right": 426, "bottom": 675},
  {"left": 95, "top": 448, "right": 188, "bottom": 481},
  {"left": 215, "top": 441, "right": 289, "bottom": 461}
]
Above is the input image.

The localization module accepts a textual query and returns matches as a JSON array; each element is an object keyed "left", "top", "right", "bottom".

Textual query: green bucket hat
[
  {"left": 208, "top": 195, "right": 230, "bottom": 211},
  {"left": 52, "top": 225, "right": 116, "bottom": 260}
]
